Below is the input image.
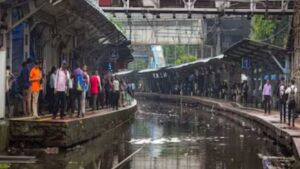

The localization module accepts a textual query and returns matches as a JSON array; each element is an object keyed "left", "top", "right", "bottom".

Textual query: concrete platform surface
[{"left": 9, "top": 100, "right": 137, "bottom": 148}]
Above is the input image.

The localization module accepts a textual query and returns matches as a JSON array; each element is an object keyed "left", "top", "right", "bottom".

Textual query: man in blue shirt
[{"left": 19, "top": 60, "right": 31, "bottom": 116}]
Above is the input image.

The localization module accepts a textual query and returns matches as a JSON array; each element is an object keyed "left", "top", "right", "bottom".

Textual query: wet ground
[{"left": 1, "top": 99, "right": 298, "bottom": 169}]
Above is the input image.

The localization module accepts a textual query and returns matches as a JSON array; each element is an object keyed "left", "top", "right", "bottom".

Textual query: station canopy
[
  {"left": 223, "top": 39, "right": 288, "bottom": 73},
  {"left": 39, "top": 0, "right": 128, "bottom": 50}
]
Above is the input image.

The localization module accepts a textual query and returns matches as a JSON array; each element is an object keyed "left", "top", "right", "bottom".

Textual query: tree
[
  {"left": 175, "top": 54, "right": 197, "bottom": 65},
  {"left": 128, "top": 58, "right": 148, "bottom": 70},
  {"left": 162, "top": 45, "right": 199, "bottom": 65},
  {"left": 250, "top": 15, "right": 291, "bottom": 47}
]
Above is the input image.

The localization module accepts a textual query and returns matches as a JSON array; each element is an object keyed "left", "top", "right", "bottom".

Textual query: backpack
[
  {"left": 289, "top": 86, "right": 296, "bottom": 102},
  {"left": 75, "top": 72, "right": 84, "bottom": 92}
]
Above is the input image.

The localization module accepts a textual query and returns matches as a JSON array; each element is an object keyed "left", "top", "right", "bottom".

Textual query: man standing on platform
[
  {"left": 262, "top": 80, "right": 272, "bottom": 115},
  {"left": 73, "top": 63, "right": 84, "bottom": 118},
  {"left": 112, "top": 76, "right": 120, "bottom": 110},
  {"left": 81, "top": 65, "right": 89, "bottom": 115},
  {"left": 29, "top": 60, "right": 42, "bottom": 118},
  {"left": 90, "top": 71, "right": 100, "bottom": 112},
  {"left": 20, "top": 61, "right": 31, "bottom": 116},
  {"left": 278, "top": 78, "right": 287, "bottom": 123},
  {"left": 52, "top": 61, "right": 70, "bottom": 119},
  {"left": 286, "top": 80, "right": 298, "bottom": 127}
]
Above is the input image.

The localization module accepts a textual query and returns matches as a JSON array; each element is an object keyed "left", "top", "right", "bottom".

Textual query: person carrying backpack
[
  {"left": 278, "top": 78, "right": 287, "bottom": 123},
  {"left": 285, "top": 80, "right": 298, "bottom": 127},
  {"left": 73, "top": 63, "right": 85, "bottom": 118}
]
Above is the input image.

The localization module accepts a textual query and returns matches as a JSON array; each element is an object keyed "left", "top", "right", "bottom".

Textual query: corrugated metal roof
[
  {"left": 224, "top": 39, "right": 288, "bottom": 73},
  {"left": 168, "top": 54, "right": 224, "bottom": 69}
]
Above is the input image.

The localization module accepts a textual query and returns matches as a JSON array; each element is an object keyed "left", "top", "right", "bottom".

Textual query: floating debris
[{"left": 258, "top": 154, "right": 294, "bottom": 169}]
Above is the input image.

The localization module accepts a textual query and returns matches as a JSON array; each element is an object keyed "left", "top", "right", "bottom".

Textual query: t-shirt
[
  {"left": 29, "top": 67, "right": 42, "bottom": 92},
  {"left": 286, "top": 85, "right": 298, "bottom": 102},
  {"left": 83, "top": 72, "right": 90, "bottom": 92},
  {"left": 20, "top": 66, "right": 30, "bottom": 90},
  {"left": 90, "top": 75, "right": 100, "bottom": 94},
  {"left": 55, "top": 68, "right": 70, "bottom": 92},
  {"left": 50, "top": 73, "right": 56, "bottom": 88},
  {"left": 262, "top": 84, "right": 272, "bottom": 96},
  {"left": 113, "top": 80, "right": 120, "bottom": 91}
]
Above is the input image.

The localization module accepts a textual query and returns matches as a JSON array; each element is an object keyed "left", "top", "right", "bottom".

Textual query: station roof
[
  {"left": 168, "top": 54, "right": 224, "bottom": 70},
  {"left": 114, "top": 70, "right": 134, "bottom": 76},
  {"left": 138, "top": 68, "right": 162, "bottom": 73},
  {"left": 39, "top": 0, "right": 127, "bottom": 46},
  {"left": 223, "top": 39, "right": 288, "bottom": 73},
  {"left": 30, "top": 0, "right": 132, "bottom": 66}
]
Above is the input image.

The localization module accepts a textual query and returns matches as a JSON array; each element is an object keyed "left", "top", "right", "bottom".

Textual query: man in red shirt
[{"left": 90, "top": 71, "right": 100, "bottom": 112}]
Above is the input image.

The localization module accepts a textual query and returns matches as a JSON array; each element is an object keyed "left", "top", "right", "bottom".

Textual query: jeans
[
  {"left": 81, "top": 91, "right": 86, "bottom": 114},
  {"left": 67, "top": 89, "right": 75, "bottom": 115},
  {"left": 105, "top": 90, "right": 111, "bottom": 106},
  {"left": 23, "top": 89, "right": 32, "bottom": 115},
  {"left": 264, "top": 95, "right": 271, "bottom": 114},
  {"left": 288, "top": 100, "right": 296, "bottom": 126},
  {"left": 112, "top": 91, "right": 120, "bottom": 110},
  {"left": 75, "top": 90, "right": 82, "bottom": 116},
  {"left": 48, "top": 88, "right": 55, "bottom": 113},
  {"left": 32, "top": 92, "right": 39, "bottom": 117},
  {"left": 97, "top": 91, "right": 105, "bottom": 109},
  {"left": 120, "top": 91, "right": 125, "bottom": 107},
  {"left": 92, "top": 94, "right": 97, "bottom": 111},
  {"left": 279, "top": 100, "right": 286, "bottom": 122},
  {"left": 53, "top": 91, "right": 66, "bottom": 119}
]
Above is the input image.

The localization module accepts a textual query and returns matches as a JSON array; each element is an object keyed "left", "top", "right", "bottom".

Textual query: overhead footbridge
[{"left": 101, "top": 0, "right": 294, "bottom": 15}]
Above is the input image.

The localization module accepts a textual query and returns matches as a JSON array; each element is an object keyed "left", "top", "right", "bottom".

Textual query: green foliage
[
  {"left": 250, "top": 15, "right": 291, "bottom": 47},
  {"left": 175, "top": 54, "right": 197, "bottom": 65},
  {"left": 128, "top": 58, "right": 148, "bottom": 70},
  {"left": 0, "top": 163, "right": 9, "bottom": 169},
  {"left": 109, "top": 17, "right": 124, "bottom": 32},
  {"left": 162, "top": 45, "right": 199, "bottom": 65}
]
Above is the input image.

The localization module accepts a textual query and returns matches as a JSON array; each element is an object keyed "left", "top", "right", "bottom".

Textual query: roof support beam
[
  {"left": 269, "top": 51, "right": 285, "bottom": 73},
  {"left": 6, "top": 0, "right": 47, "bottom": 33},
  {"left": 102, "top": 7, "right": 294, "bottom": 15}
]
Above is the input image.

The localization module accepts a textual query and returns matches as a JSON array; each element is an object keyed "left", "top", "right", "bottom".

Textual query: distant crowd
[
  {"left": 5, "top": 59, "right": 135, "bottom": 119},
  {"left": 136, "top": 71, "right": 299, "bottom": 127}
]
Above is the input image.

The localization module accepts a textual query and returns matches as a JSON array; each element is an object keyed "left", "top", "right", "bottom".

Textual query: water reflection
[
  {"left": 4, "top": 99, "right": 294, "bottom": 169},
  {"left": 9, "top": 122, "right": 132, "bottom": 169},
  {"left": 129, "top": 100, "right": 291, "bottom": 169}
]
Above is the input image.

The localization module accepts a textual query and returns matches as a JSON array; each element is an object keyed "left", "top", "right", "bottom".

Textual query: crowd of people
[
  {"left": 5, "top": 59, "right": 135, "bottom": 119},
  {"left": 263, "top": 79, "right": 298, "bottom": 127},
  {"left": 135, "top": 69, "right": 299, "bottom": 127}
]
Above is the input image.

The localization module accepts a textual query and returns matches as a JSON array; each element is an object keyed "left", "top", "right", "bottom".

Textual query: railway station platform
[{"left": 8, "top": 100, "right": 137, "bottom": 149}]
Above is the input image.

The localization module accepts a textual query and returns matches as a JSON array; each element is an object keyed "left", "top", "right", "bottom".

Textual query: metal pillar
[
  {"left": 24, "top": 23, "right": 30, "bottom": 60},
  {"left": 0, "top": 21, "right": 7, "bottom": 119},
  {"left": 269, "top": 51, "right": 290, "bottom": 82},
  {"left": 285, "top": 53, "right": 291, "bottom": 83},
  {"left": 216, "top": 17, "right": 221, "bottom": 55}
]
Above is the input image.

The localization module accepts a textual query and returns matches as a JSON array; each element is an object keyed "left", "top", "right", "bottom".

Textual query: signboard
[{"left": 242, "top": 56, "right": 250, "bottom": 69}]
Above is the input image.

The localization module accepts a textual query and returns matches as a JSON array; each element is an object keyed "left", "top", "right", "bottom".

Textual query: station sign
[{"left": 242, "top": 56, "right": 250, "bottom": 69}]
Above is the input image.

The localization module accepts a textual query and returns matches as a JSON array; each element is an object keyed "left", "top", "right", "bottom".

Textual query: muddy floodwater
[{"left": 3, "top": 99, "right": 297, "bottom": 169}]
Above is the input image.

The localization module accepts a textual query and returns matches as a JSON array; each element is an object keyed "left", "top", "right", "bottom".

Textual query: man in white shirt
[
  {"left": 278, "top": 78, "right": 287, "bottom": 123},
  {"left": 53, "top": 61, "right": 70, "bottom": 119},
  {"left": 112, "top": 76, "right": 120, "bottom": 110},
  {"left": 285, "top": 80, "right": 298, "bottom": 127}
]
